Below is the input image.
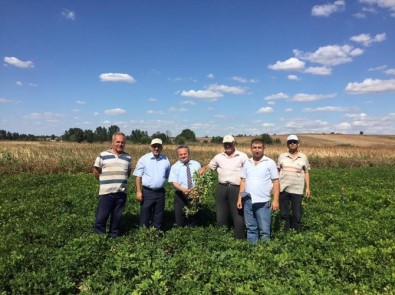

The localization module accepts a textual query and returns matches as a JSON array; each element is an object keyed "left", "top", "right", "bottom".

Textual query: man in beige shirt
[{"left": 200, "top": 135, "right": 248, "bottom": 239}]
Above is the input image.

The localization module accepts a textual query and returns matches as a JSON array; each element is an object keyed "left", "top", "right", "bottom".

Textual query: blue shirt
[
  {"left": 168, "top": 160, "right": 201, "bottom": 189},
  {"left": 241, "top": 156, "right": 279, "bottom": 203},
  {"left": 133, "top": 152, "right": 170, "bottom": 189}
]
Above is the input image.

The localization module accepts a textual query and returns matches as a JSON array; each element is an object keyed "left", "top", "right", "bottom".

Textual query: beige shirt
[
  {"left": 277, "top": 152, "right": 310, "bottom": 194},
  {"left": 208, "top": 150, "right": 248, "bottom": 185}
]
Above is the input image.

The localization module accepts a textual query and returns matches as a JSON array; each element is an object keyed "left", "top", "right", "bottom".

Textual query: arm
[
  {"left": 304, "top": 171, "right": 311, "bottom": 199},
  {"left": 271, "top": 179, "right": 280, "bottom": 211},
  {"left": 135, "top": 176, "right": 143, "bottom": 202},
  {"left": 237, "top": 178, "right": 246, "bottom": 209},
  {"left": 172, "top": 182, "right": 190, "bottom": 195},
  {"left": 93, "top": 166, "right": 101, "bottom": 180},
  {"left": 198, "top": 164, "right": 210, "bottom": 175}
]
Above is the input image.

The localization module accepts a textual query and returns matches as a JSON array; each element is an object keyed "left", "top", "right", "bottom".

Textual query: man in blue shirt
[
  {"left": 133, "top": 138, "right": 170, "bottom": 230},
  {"left": 237, "top": 138, "right": 280, "bottom": 243},
  {"left": 169, "top": 145, "right": 201, "bottom": 227}
]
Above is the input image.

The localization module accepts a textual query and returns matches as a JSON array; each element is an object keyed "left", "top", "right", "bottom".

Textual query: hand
[
  {"left": 136, "top": 191, "right": 143, "bottom": 202},
  {"left": 236, "top": 198, "right": 242, "bottom": 209},
  {"left": 305, "top": 188, "right": 311, "bottom": 199},
  {"left": 271, "top": 199, "right": 279, "bottom": 211}
]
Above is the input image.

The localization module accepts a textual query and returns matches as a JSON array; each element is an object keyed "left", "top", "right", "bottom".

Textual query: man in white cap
[
  {"left": 200, "top": 135, "right": 248, "bottom": 239},
  {"left": 133, "top": 138, "right": 170, "bottom": 230},
  {"left": 277, "top": 134, "right": 311, "bottom": 232}
]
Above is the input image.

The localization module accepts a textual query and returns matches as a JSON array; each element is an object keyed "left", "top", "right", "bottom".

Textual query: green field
[{"left": 0, "top": 167, "right": 394, "bottom": 294}]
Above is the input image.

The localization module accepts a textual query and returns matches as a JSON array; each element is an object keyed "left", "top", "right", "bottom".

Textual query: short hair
[
  {"left": 251, "top": 138, "right": 265, "bottom": 146},
  {"left": 175, "top": 145, "right": 190, "bottom": 154},
  {"left": 112, "top": 132, "right": 126, "bottom": 141}
]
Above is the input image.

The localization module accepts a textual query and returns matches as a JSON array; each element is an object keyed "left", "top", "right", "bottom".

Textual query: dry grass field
[{"left": 1, "top": 134, "right": 394, "bottom": 174}]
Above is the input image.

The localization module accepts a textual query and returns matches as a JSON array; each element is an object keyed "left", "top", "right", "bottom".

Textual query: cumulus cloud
[
  {"left": 231, "top": 76, "right": 258, "bottom": 83},
  {"left": 360, "top": 0, "right": 395, "bottom": 17},
  {"left": 168, "top": 107, "right": 187, "bottom": 112},
  {"left": 350, "top": 33, "right": 386, "bottom": 46},
  {"left": 303, "top": 106, "right": 357, "bottom": 112},
  {"left": 345, "top": 78, "right": 395, "bottom": 94},
  {"left": 268, "top": 57, "right": 305, "bottom": 71},
  {"left": 76, "top": 100, "right": 86, "bottom": 104},
  {"left": 180, "top": 90, "right": 223, "bottom": 100},
  {"left": 181, "top": 100, "right": 197, "bottom": 105},
  {"left": 24, "top": 112, "right": 63, "bottom": 120},
  {"left": 288, "top": 75, "right": 301, "bottom": 81},
  {"left": 99, "top": 73, "right": 136, "bottom": 83},
  {"left": 291, "top": 93, "right": 337, "bottom": 102},
  {"left": 0, "top": 98, "right": 20, "bottom": 104},
  {"left": 304, "top": 66, "right": 332, "bottom": 75},
  {"left": 257, "top": 107, "right": 274, "bottom": 113},
  {"left": 207, "top": 84, "right": 246, "bottom": 94},
  {"left": 104, "top": 108, "right": 127, "bottom": 115},
  {"left": 264, "top": 92, "right": 289, "bottom": 101},
  {"left": 4, "top": 56, "right": 34, "bottom": 68},
  {"left": 294, "top": 45, "right": 363, "bottom": 66},
  {"left": 312, "top": 0, "right": 345, "bottom": 17},
  {"left": 61, "top": 9, "right": 76, "bottom": 21}
]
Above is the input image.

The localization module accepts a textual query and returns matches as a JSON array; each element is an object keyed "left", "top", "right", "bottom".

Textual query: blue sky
[{"left": 1, "top": 0, "right": 395, "bottom": 137}]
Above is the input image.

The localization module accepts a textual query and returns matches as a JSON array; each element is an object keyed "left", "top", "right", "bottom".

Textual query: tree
[
  {"left": 261, "top": 133, "right": 273, "bottom": 145},
  {"left": 210, "top": 136, "right": 223, "bottom": 144},
  {"left": 129, "top": 129, "right": 150, "bottom": 144},
  {"left": 108, "top": 125, "right": 120, "bottom": 140},
  {"left": 177, "top": 129, "right": 197, "bottom": 142},
  {"left": 152, "top": 131, "right": 171, "bottom": 144},
  {"left": 95, "top": 127, "right": 108, "bottom": 142}
]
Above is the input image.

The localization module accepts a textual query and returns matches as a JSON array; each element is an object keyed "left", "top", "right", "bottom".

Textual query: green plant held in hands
[{"left": 183, "top": 170, "right": 215, "bottom": 217}]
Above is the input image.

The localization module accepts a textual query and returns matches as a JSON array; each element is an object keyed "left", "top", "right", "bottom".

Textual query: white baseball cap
[
  {"left": 222, "top": 135, "right": 235, "bottom": 143},
  {"left": 151, "top": 138, "right": 163, "bottom": 145},
  {"left": 287, "top": 135, "right": 299, "bottom": 142}
]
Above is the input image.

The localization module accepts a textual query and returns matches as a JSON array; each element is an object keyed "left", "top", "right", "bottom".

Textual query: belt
[
  {"left": 142, "top": 186, "right": 165, "bottom": 192},
  {"left": 219, "top": 182, "right": 240, "bottom": 187}
]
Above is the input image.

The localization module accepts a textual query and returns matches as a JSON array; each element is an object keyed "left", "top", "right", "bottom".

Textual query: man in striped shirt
[{"left": 93, "top": 132, "right": 132, "bottom": 237}]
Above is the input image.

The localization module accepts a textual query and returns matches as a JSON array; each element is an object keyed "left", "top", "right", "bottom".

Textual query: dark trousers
[
  {"left": 216, "top": 183, "right": 245, "bottom": 239},
  {"left": 279, "top": 191, "right": 303, "bottom": 232},
  {"left": 94, "top": 192, "right": 127, "bottom": 238},
  {"left": 174, "top": 190, "right": 198, "bottom": 227},
  {"left": 140, "top": 187, "right": 165, "bottom": 230}
]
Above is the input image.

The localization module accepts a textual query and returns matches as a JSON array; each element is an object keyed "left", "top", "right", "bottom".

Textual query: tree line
[{"left": 0, "top": 127, "right": 280, "bottom": 145}]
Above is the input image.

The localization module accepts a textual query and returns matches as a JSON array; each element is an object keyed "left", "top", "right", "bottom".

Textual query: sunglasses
[{"left": 287, "top": 140, "right": 299, "bottom": 145}]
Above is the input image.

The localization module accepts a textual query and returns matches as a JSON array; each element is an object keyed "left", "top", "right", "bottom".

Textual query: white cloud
[
  {"left": 257, "top": 107, "right": 274, "bottom": 113},
  {"left": 345, "top": 78, "right": 395, "bottom": 94},
  {"left": 264, "top": 92, "right": 289, "bottom": 101},
  {"left": 207, "top": 84, "right": 246, "bottom": 94},
  {"left": 180, "top": 90, "right": 222, "bottom": 100},
  {"left": 285, "top": 108, "right": 293, "bottom": 112},
  {"left": 312, "top": 0, "right": 345, "bottom": 17},
  {"left": 207, "top": 73, "right": 215, "bottom": 79},
  {"left": 16, "top": 81, "right": 23, "bottom": 86},
  {"left": 384, "top": 69, "right": 395, "bottom": 75},
  {"left": 4, "top": 56, "right": 34, "bottom": 68},
  {"left": 345, "top": 113, "right": 368, "bottom": 119},
  {"left": 76, "top": 100, "right": 86, "bottom": 104},
  {"left": 61, "top": 9, "right": 76, "bottom": 21},
  {"left": 180, "top": 100, "right": 197, "bottom": 105},
  {"left": 94, "top": 112, "right": 99, "bottom": 116},
  {"left": 268, "top": 57, "right": 305, "bottom": 71},
  {"left": 24, "top": 112, "right": 64, "bottom": 120},
  {"left": 291, "top": 93, "right": 337, "bottom": 102},
  {"left": 304, "top": 66, "right": 332, "bottom": 75},
  {"left": 147, "top": 110, "right": 165, "bottom": 115},
  {"left": 335, "top": 122, "right": 352, "bottom": 130},
  {"left": 99, "top": 73, "right": 136, "bottom": 83},
  {"left": 0, "top": 98, "right": 19, "bottom": 104},
  {"left": 104, "top": 108, "right": 127, "bottom": 115},
  {"left": 288, "top": 75, "right": 301, "bottom": 81},
  {"left": 148, "top": 98, "right": 157, "bottom": 102},
  {"left": 350, "top": 33, "right": 386, "bottom": 46},
  {"left": 231, "top": 76, "right": 258, "bottom": 83},
  {"left": 303, "top": 106, "right": 356, "bottom": 112},
  {"left": 368, "top": 65, "right": 387, "bottom": 71},
  {"left": 360, "top": 0, "right": 395, "bottom": 17},
  {"left": 294, "top": 45, "right": 363, "bottom": 66},
  {"left": 168, "top": 107, "right": 187, "bottom": 112}
]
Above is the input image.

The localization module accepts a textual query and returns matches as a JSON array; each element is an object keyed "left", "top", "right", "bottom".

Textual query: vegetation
[{"left": 0, "top": 167, "right": 394, "bottom": 294}]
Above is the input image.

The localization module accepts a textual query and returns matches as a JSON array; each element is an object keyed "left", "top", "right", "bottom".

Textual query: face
[
  {"left": 112, "top": 135, "right": 126, "bottom": 153},
  {"left": 223, "top": 142, "right": 235, "bottom": 155},
  {"left": 150, "top": 144, "right": 163, "bottom": 157},
  {"left": 177, "top": 147, "right": 190, "bottom": 164},
  {"left": 287, "top": 140, "right": 299, "bottom": 151},
  {"left": 251, "top": 142, "right": 264, "bottom": 160}
]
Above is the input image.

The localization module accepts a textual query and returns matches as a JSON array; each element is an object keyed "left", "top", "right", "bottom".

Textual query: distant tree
[
  {"left": 174, "top": 136, "right": 186, "bottom": 145},
  {"left": 273, "top": 138, "right": 281, "bottom": 144},
  {"left": 95, "top": 126, "right": 108, "bottom": 142},
  {"left": 107, "top": 125, "right": 120, "bottom": 140},
  {"left": 261, "top": 133, "right": 273, "bottom": 145},
  {"left": 129, "top": 129, "right": 150, "bottom": 144},
  {"left": 84, "top": 130, "right": 95, "bottom": 143},
  {"left": 210, "top": 136, "right": 223, "bottom": 144},
  {"left": 152, "top": 131, "right": 171, "bottom": 144},
  {"left": 177, "top": 129, "right": 197, "bottom": 142},
  {"left": 0, "top": 130, "right": 6, "bottom": 140},
  {"left": 359, "top": 131, "right": 364, "bottom": 135}
]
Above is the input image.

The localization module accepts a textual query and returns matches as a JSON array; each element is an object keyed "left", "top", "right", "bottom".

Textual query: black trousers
[
  {"left": 140, "top": 187, "right": 165, "bottom": 230},
  {"left": 279, "top": 191, "right": 303, "bottom": 231},
  {"left": 174, "top": 190, "right": 198, "bottom": 227},
  {"left": 215, "top": 183, "right": 245, "bottom": 239}
]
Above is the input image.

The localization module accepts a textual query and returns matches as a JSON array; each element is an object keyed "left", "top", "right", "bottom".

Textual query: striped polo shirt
[
  {"left": 277, "top": 152, "right": 310, "bottom": 195},
  {"left": 94, "top": 150, "right": 132, "bottom": 195}
]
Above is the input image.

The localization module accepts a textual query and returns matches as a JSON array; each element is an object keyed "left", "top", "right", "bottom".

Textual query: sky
[{"left": 1, "top": 0, "right": 395, "bottom": 137}]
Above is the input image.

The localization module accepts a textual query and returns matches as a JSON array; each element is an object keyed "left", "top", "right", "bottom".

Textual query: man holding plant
[
  {"left": 237, "top": 138, "right": 280, "bottom": 243},
  {"left": 93, "top": 132, "right": 132, "bottom": 238}
]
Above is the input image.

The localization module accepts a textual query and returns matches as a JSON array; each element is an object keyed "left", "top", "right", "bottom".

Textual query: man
[
  {"left": 277, "top": 134, "right": 311, "bottom": 232},
  {"left": 200, "top": 135, "right": 248, "bottom": 239},
  {"left": 133, "top": 138, "right": 170, "bottom": 230},
  {"left": 93, "top": 132, "right": 132, "bottom": 238},
  {"left": 169, "top": 145, "right": 201, "bottom": 227},
  {"left": 237, "top": 138, "right": 279, "bottom": 243}
]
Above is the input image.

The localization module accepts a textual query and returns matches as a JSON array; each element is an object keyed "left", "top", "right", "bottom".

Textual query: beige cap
[
  {"left": 151, "top": 138, "right": 163, "bottom": 145},
  {"left": 222, "top": 135, "right": 235, "bottom": 143},
  {"left": 287, "top": 135, "right": 299, "bottom": 141}
]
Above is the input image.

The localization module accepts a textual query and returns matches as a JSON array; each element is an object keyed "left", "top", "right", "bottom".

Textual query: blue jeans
[
  {"left": 243, "top": 196, "right": 271, "bottom": 243},
  {"left": 94, "top": 192, "right": 127, "bottom": 237}
]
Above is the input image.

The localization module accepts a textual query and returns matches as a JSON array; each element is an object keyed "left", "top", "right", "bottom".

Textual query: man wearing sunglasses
[{"left": 277, "top": 135, "right": 311, "bottom": 232}]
